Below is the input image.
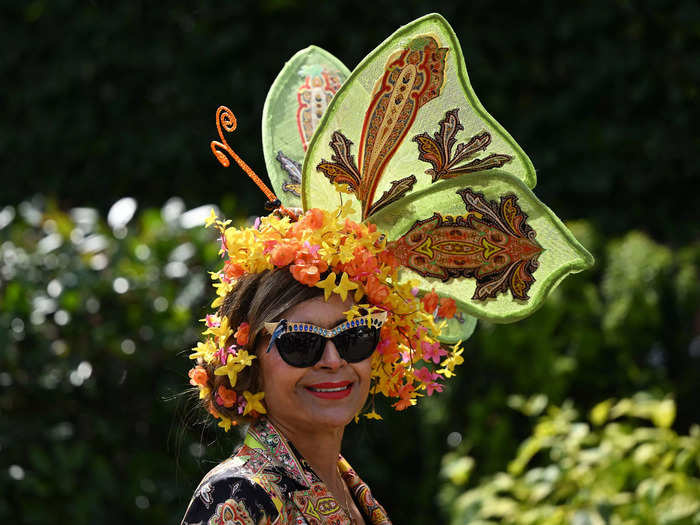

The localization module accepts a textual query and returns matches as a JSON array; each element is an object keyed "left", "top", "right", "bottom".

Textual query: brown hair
[{"left": 194, "top": 268, "right": 323, "bottom": 425}]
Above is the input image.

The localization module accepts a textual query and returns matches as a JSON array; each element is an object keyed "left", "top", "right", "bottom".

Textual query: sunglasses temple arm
[{"left": 266, "top": 320, "right": 288, "bottom": 353}]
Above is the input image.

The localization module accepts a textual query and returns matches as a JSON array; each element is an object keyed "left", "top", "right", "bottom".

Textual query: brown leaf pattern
[
  {"left": 316, "top": 132, "right": 362, "bottom": 192},
  {"left": 367, "top": 175, "right": 417, "bottom": 217},
  {"left": 387, "top": 188, "right": 542, "bottom": 301},
  {"left": 315, "top": 35, "right": 448, "bottom": 219},
  {"left": 413, "top": 109, "right": 513, "bottom": 182}
]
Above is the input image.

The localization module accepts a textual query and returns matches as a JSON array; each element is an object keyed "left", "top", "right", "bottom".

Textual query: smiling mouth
[
  {"left": 308, "top": 385, "right": 350, "bottom": 392},
  {"left": 305, "top": 381, "right": 353, "bottom": 399}
]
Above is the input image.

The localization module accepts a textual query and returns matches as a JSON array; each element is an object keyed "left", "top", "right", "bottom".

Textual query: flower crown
[
  {"left": 189, "top": 203, "right": 464, "bottom": 431},
  {"left": 187, "top": 14, "right": 593, "bottom": 431}
]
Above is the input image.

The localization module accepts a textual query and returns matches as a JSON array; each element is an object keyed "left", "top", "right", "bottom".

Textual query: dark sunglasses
[{"left": 264, "top": 313, "right": 387, "bottom": 368}]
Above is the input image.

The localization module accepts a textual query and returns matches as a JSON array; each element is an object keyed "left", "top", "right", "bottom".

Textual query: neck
[{"left": 266, "top": 415, "right": 344, "bottom": 488}]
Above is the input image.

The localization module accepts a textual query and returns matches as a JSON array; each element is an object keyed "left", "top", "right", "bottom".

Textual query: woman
[
  {"left": 182, "top": 268, "right": 390, "bottom": 524},
  {"left": 182, "top": 12, "right": 591, "bottom": 525},
  {"left": 181, "top": 204, "right": 460, "bottom": 524}
]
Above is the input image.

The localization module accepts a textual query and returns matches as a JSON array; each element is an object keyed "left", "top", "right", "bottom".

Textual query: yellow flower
[
  {"left": 315, "top": 271, "right": 337, "bottom": 301},
  {"left": 230, "top": 349, "right": 256, "bottom": 367},
  {"left": 218, "top": 416, "right": 232, "bottom": 432},
  {"left": 337, "top": 242, "right": 356, "bottom": 264},
  {"left": 437, "top": 345, "right": 464, "bottom": 377},
  {"left": 243, "top": 391, "right": 266, "bottom": 415},
  {"left": 204, "top": 316, "right": 232, "bottom": 341},
  {"left": 205, "top": 208, "right": 218, "bottom": 228},
  {"left": 363, "top": 410, "right": 383, "bottom": 420},
  {"left": 190, "top": 339, "right": 217, "bottom": 363},
  {"left": 333, "top": 182, "right": 355, "bottom": 195},
  {"left": 214, "top": 354, "right": 245, "bottom": 386},
  {"left": 353, "top": 287, "right": 364, "bottom": 302},
  {"left": 339, "top": 199, "right": 355, "bottom": 218},
  {"left": 198, "top": 386, "right": 211, "bottom": 400},
  {"left": 333, "top": 272, "right": 358, "bottom": 301}
]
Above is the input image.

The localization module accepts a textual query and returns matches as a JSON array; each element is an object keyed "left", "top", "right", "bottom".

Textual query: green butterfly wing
[
  {"left": 298, "top": 14, "right": 593, "bottom": 328},
  {"left": 262, "top": 46, "right": 350, "bottom": 208},
  {"left": 370, "top": 170, "right": 594, "bottom": 323},
  {"left": 302, "top": 13, "right": 536, "bottom": 220}
]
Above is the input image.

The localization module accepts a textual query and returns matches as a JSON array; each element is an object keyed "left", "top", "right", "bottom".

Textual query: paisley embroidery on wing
[
  {"left": 413, "top": 108, "right": 513, "bottom": 182},
  {"left": 275, "top": 151, "right": 302, "bottom": 197},
  {"left": 297, "top": 67, "right": 343, "bottom": 152},
  {"left": 317, "top": 34, "right": 448, "bottom": 219},
  {"left": 388, "top": 188, "right": 543, "bottom": 301}
]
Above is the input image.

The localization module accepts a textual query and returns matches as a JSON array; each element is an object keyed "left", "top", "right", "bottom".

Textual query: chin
[
  {"left": 288, "top": 385, "right": 366, "bottom": 430},
  {"left": 303, "top": 396, "right": 365, "bottom": 429}
]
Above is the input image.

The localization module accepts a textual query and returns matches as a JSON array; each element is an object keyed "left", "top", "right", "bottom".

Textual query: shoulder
[{"left": 181, "top": 445, "right": 289, "bottom": 525}]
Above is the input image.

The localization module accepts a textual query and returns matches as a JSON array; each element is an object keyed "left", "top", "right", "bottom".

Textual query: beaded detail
[{"left": 282, "top": 314, "right": 385, "bottom": 338}]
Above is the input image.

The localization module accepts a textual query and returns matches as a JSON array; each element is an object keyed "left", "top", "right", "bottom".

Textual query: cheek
[
  {"left": 354, "top": 360, "right": 373, "bottom": 393},
  {"left": 258, "top": 352, "right": 303, "bottom": 400}
]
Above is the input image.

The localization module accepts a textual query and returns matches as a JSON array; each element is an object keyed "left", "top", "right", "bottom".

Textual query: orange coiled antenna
[{"left": 210, "top": 106, "right": 298, "bottom": 219}]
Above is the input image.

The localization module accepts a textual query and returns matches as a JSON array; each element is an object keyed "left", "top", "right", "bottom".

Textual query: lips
[{"left": 305, "top": 381, "right": 353, "bottom": 399}]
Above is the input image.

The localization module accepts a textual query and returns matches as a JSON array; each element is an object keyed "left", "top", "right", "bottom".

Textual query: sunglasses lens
[
  {"left": 334, "top": 326, "right": 380, "bottom": 363},
  {"left": 274, "top": 332, "right": 324, "bottom": 367}
]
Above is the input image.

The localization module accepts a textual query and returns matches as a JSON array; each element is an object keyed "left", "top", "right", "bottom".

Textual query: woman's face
[{"left": 257, "top": 294, "right": 372, "bottom": 434}]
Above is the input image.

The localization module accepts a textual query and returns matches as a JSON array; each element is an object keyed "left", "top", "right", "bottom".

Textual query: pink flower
[
  {"left": 421, "top": 340, "right": 448, "bottom": 364},
  {"left": 263, "top": 239, "right": 278, "bottom": 254},
  {"left": 425, "top": 380, "right": 444, "bottom": 396},
  {"left": 215, "top": 345, "right": 237, "bottom": 364},
  {"left": 303, "top": 241, "right": 320, "bottom": 257},
  {"left": 205, "top": 315, "right": 220, "bottom": 328},
  {"left": 376, "top": 339, "right": 392, "bottom": 355},
  {"left": 413, "top": 367, "right": 444, "bottom": 396},
  {"left": 413, "top": 367, "right": 435, "bottom": 383},
  {"left": 236, "top": 395, "right": 247, "bottom": 415}
]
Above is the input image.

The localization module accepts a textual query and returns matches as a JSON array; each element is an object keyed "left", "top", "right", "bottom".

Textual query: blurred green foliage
[
  {"left": 440, "top": 394, "right": 700, "bottom": 524},
  {"left": 0, "top": 198, "right": 229, "bottom": 523},
  {"left": 1, "top": 199, "right": 697, "bottom": 523}
]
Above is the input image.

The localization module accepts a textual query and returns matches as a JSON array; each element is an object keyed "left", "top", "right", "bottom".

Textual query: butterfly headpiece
[{"left": 188, "top": 14, "right": 593, "bottom": 431}]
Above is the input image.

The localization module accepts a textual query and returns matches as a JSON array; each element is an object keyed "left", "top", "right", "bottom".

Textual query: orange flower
[
  {"left": 290, "top": 264, "right": 321, "bottom": 285},
  {"left": 304, "top": 208, "right": 325, "bottom": 230},
  {"left": 353, "top": 247, "right": 378, "bottom": 274},
  {"left": 224, "top": 260, "right": 245, "bottom": 280},
  {"left": 377, "top": 249, "right": 399, "bottom": 270},
  {"left": 437, "top": 297, "right": 457, "bottom": 319},
  {"left": 392, "top": 383, "right": 416, "bottom": 411},
  {"left": 216, "top": 385, "right": 237, "bottom": 408},
  {"left": 188, "top": 366, "right": 209, "bottom": 387},
  {"left": 365, "top": 274, "right": 390, "bottom": 304},
  {"left": 235, "top": 322, "right": 250, "bottom": 346},
  {"left": 292, "top": 208, "right": 325, "bottom": 235},
  {"left": 270, "top": 241, "right": 297, "bottom": 266},
  {"left": 207, "top": 400, "right": 221, "bottom": 418},
  {"left": 421, "top": 289, "right": 439, "bottom": 313}
]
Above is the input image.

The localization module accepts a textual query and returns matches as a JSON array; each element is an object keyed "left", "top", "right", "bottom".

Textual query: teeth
[{"left": 309, "top": 385, "right": 350, "bottom": 392}]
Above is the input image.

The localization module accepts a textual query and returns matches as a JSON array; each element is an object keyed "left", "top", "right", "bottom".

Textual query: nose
[{"left": 313, "top": 339, "right": 346, "bottom": 370}]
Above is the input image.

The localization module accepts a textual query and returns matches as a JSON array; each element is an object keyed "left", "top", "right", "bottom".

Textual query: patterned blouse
[{"left": 181, "top": 418, "right": 392, "bottom": 525}]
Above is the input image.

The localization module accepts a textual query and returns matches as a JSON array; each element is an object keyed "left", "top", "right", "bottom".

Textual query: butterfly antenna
[{"left": 210, "top": 106, "right": 298, "bottom": 220}]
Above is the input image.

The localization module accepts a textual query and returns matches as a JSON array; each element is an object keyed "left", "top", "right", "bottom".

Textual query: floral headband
[{"left": 188, "top": 14, "right": 593, "bottom": 431}]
